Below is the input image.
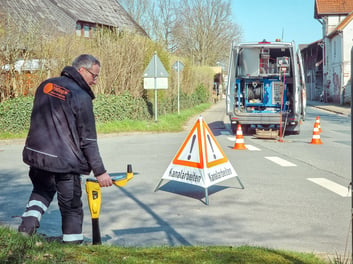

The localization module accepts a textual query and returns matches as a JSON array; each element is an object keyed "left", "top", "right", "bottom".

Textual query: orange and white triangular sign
[{"left": 158, "top": 116, "right": 241, "bottom": 188}]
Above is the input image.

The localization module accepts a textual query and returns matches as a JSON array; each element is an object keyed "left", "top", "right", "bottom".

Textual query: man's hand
[{"left": 96, "top": 172, "right": 113, "bottom": 187}]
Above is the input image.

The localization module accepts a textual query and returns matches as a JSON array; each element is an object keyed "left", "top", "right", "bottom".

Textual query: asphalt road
[{"left": 0, "top": 99, "right": 351, "bottom": 258}]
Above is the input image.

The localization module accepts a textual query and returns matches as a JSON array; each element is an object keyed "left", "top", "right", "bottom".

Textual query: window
[
  {"left": 76, "top": 24, "right": 81, "bottom": 37},
  {"left": 84, "top": 25, "right": 90, "bottom": 38}
]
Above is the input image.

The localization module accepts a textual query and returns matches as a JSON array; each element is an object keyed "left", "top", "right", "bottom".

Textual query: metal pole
[
  {"left": 177, "top": 61, "right": 180, "bottom": 115},
  {"left": 350, "top": 47, "right": 353, "bottom": 261},
  {"left": 154, "top": 52, "right": 158, "bottom": 122},
  {"left": 278, "top": 68, "right": 286, "bottom": 142}
]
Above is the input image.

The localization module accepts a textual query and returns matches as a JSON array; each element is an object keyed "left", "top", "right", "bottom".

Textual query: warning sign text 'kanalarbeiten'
[
  {"left": 169, "top": 168, "right": 202, "bottom": 183},
  {"left": 207, "top": 167, "right": 232, "bottom": 181},
  {"left": 169, "top": 166, "right": 233, "bottom": 183}
]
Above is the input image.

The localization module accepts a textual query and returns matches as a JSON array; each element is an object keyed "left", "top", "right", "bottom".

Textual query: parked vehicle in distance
[{"left": 225, "top": 40, "right": 306, "bottom": 135}]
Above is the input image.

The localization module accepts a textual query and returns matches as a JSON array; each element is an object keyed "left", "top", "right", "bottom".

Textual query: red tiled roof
[{"left": 315, "top": 0, "right": 353, "bottom": 18}]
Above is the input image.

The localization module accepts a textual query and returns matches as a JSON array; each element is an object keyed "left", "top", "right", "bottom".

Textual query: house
[
  {"left": 299, "top": 40, "right": 323, "bottom": 101},
  {"left": 0, "top": 0, "right": 147, "bottom": 38},
  {"left": 314, "top": 0, "right": 353, "bottom": 104}
]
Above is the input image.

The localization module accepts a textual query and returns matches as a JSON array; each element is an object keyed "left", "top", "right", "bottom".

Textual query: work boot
[
  {"left": 18, "top": 225, "right": 36, "bottom": 236},
  {"left": 38, "top": 233, "right": 63, "bottom": 243},
  {"left": 18, "top": 219, "right": 38, "bottom": 236}
]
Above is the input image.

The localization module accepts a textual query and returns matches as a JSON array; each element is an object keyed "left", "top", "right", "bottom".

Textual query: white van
[{"left": 226, "top": 40, "right": 306, "bottom": 135}]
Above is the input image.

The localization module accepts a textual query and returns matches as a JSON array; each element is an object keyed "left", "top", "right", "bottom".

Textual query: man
[{"left": 18, "top": 54, "right": 112, "bottom": 244}]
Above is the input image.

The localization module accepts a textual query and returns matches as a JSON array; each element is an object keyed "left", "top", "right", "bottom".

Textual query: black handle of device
[{"left": 92, "top": 218, "right": 101, "bottom": 245}]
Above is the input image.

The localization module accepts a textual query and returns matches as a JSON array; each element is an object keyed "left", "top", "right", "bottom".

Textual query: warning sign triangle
[
  {"left": 155, "top": 116, "right": 244, "bottom": 199},
  {"left": 172, "top": 118, "right": 203, "bottom": 168},
  {"left": 143, "top": 52, "right": 169, "bottom": 78},
  {"left": 203, "top": 121, "right": 228, "bottom": 168},
  {"left": 172, "top": 117, "right": 228, "bottom": 169}
]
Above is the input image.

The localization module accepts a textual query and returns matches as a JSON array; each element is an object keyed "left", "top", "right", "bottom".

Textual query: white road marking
[
  {"left": 226, "top": 136, "right": 262, "bottom": 151},
  {"left": 245, "top": 145, "right": 261, "bottom": 151},
  {"left": 307, "top": 178, "right": 351, "bottom": 197},
  {"left": 265, "top": 156, "right": 297, "bottom": 167},
  {"left": 227, "top": 136, "right": 236, "bottom": 142}
]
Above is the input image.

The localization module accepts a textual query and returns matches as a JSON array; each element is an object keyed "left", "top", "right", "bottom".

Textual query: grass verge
[
  {"left": 96, "top": 103, "right": 212, "bottom": 134},
  {"left": 0, "top": 226, "right": 329, "bottom": 264}
]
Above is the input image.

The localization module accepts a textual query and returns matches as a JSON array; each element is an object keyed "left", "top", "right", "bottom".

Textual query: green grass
[
  {"left": 0, "top": 226, "right": 329, "bottom": 264},
  {"left": 0, "top": 131, "right": 28, "bottom": 140},
  {"left": 0, "top": 103, "right": 212, "bottom": 140},
  {"left": 96, "top": 103, "right": 211, "bottom": 134}
]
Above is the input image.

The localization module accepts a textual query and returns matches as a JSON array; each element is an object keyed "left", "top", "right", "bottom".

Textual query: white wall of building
[
  {"left": 342, "top": 22, "right": 353, "bottom": 103},
  {"left": 320, "top": 15, "right": 352, "bottom": 104}
]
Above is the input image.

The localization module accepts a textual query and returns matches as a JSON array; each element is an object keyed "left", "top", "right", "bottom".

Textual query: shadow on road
[
  {"left": 111, "top": 187, "right": 192, "bottom": 246},
  {"left": 207, "top": 121, "right": 226, "bottom": 136}
]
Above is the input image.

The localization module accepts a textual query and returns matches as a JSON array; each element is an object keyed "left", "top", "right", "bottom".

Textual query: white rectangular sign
[{"left": 143, "top": 77, "right": 168, "bottom": 89}]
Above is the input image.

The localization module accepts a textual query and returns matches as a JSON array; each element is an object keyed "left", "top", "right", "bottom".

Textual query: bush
[
  {"left": 0, "top": 24, "right": 215, "bottom": 105},
  {"left": 0, "top": 96, "right": 33, "bottom": 133},
  {"left": 0, "top": 86, "right": 210, "bottom": 135},
  {"left": 94, "top": 92, "right": 152, "bottom": 122}
]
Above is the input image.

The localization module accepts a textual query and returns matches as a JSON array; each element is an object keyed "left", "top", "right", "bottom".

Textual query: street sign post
[
  {"left": 351, "top": 46, "right": 353, "bottom": 262},
  {"left": 143, "top": 52, "right": 169, "bottom": 121},
  {"left": 172, "top": 60, "right": 184, "bottom": 115}
]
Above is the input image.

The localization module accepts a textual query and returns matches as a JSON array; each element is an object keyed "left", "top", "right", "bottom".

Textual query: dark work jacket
[{"left": 22, "top": 66, "right": 106, "bottom": 176}]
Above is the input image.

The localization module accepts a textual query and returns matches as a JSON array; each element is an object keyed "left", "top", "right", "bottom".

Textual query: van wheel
[
  {"left": 242, "top": 125, "right": 250, "bottom": 135},
  {"left": 285, "top": 124, "right": 300, "bottom": 135}
]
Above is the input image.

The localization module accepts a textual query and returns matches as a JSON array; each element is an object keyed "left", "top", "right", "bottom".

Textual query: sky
[{"left": 231, "top": 0, "right": 322, "bottom": 45}]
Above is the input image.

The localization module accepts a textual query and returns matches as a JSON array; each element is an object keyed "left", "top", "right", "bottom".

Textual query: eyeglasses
[{"left": 85, "top": 68, "right": 99, "bottom": 80}]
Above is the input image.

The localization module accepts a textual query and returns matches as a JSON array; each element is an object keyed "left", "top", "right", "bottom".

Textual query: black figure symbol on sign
[
  {"left": 207, "top": 134, "right": 217, "bottom": 159},
  {"left": 187, "top": 134, "right": 196, "bottom": 160}
]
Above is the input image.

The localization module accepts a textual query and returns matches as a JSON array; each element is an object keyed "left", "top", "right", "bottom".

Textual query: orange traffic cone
[
  {"left": 233, "top": 124, "right": 247, "bottom": 150},
  {"left": 310, "top": 122, "right": 322, "bottom": 144},
  {"left": 315, "top": 116, "right": 322, "bottom": 133}
]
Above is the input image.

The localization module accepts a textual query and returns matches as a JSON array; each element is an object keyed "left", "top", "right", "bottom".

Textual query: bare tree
[
  {"left": 117, "top": 0, "right": 153, "bottom": 36},
  {"left": 119, "top": 0, "right": 242, "bottom": 65},
  {"left": 150, "top": 0, "right": 177, "bottom": 52},
  {"left": 119, "top": 0, "right": 177, "bottom": 52},
  {"left": 173, "top": 0, "right": 242, "bottom": 65}
]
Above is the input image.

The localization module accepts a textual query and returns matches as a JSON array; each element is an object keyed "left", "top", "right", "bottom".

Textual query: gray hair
[{"left": 72, "top": 54, "right": 100, "bottom": 70}]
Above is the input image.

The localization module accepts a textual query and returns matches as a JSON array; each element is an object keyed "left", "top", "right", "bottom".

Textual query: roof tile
[
  {"left": 0, "top": 0, "right": 146, "bottom": 36},
  {"left": 315, "top": 0, "right": 353, "bottom": 17}
]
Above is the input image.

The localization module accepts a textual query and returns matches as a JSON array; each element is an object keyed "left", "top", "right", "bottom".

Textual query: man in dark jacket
[{"left": 18, "top": 54, "right": 112, "bottom": 244}]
